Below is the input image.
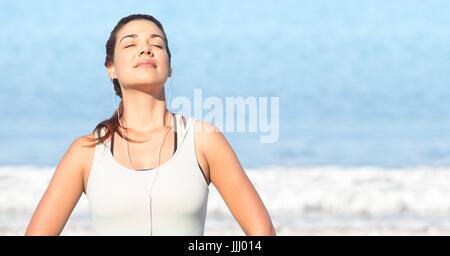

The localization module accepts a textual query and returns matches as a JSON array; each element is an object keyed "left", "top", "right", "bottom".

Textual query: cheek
[
  {"left": 113, "top": 52, "right": 134, "bottom": 74},
  {"left": 158, "top": 53, "right": 170, "bottom": 68},
  {"left": 115, "top": 51, "right": 130, "bottom": 63}
]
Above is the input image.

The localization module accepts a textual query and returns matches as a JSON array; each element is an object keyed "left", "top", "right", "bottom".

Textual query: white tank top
[{"left": 85, "top": 113, "right": 210, "bottom": 235}]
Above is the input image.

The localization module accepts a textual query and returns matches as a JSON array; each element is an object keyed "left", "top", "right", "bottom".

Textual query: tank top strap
[{"left": 175, "top": 113, "right": 195, "bottom": 144}]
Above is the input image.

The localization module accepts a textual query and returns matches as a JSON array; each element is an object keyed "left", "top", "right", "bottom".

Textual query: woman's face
[{"left": 108, "top": 19, "right": 170, "bottom": 91}]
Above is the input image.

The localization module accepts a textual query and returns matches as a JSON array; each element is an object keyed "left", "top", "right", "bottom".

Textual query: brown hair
[{"left": 90, "top": 14, "right": 172, "bottom": 145}]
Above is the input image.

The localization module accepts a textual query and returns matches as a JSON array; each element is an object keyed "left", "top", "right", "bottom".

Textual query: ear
[{"left": 107, "top": 64, "right": 117, "bottom": 80}]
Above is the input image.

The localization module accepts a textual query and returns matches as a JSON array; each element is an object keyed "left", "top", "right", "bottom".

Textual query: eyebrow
[{"left": 119, "top": 33, "right": 165, "bottom": 44}]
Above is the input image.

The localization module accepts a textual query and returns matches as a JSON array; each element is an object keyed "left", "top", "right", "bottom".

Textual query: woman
[{"left": 25, "top": 14, "right": 275, "bottom": 236}]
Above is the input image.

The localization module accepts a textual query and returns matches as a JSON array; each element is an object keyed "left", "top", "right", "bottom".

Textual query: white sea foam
[{"left": 2, "top": 165, "right": 450, "bottom": 235}]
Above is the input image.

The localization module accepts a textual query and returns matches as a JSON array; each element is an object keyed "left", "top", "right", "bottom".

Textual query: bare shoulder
[
  {"left": 69, "top": 133, "right": 97, "bottom": 154},
  {"left": 62, "top": 133, "right": 98, "bottom": 192},
  {"left": 193, "top": 119, "right": 221, "bottom": 132},
  {"left": 192, "top": 119, "right": 236, "bottom": 164},
  {"left": 63, "top": 133, "right": 97, "bottom": 174},
  {"left": 193, "top": 119, "right": 225, "bottom": 148},
  {"left": 192, "top": 119, "right": 246, "bottom": 188}
]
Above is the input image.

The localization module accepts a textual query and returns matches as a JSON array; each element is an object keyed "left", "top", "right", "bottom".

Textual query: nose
[{"left": 139, "top": 45, "right": 154, "bottom": 57}]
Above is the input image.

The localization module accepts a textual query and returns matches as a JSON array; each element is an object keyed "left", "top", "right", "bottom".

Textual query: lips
[{"left": 135, "top": 60, "right": 156, "bottom": 68}]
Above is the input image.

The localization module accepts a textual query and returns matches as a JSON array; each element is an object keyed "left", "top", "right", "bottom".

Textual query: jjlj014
[{"left": 230, "top": 240, "right": 262, "bottom": 253}]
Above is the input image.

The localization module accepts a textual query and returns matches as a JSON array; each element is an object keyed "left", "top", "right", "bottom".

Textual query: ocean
[
  {"left": 3, "top": 165, "right": 450, "bottom": 235},
  {"left": 1, "top": 0, "right": 450, "bottom": 235}
]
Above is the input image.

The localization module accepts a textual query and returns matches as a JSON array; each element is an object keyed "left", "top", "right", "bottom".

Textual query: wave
[{"left": 3, "top": 165, "right": 450, "bottom": 235}]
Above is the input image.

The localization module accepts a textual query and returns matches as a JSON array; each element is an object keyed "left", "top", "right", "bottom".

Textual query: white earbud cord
[
  {"left": 110, "top": 75, "right": 173, "bottom": 236},
  {"left": 147, "top": 75, "right": 173, "bottom": 236},
  {"left": 119, "top": 109, "right": 170, "bottom": 236},
  {"left": 146, "top": 114, "right": 170, "bottom": 236}
]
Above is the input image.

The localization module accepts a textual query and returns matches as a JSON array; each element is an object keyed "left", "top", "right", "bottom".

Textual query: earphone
[{"left": 109, "top": 69, "right": 173, "bottom": 236}]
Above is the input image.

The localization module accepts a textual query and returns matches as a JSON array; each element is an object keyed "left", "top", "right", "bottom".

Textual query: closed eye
[
  {"left": 152, "top": 45, "right": 163, "bottom": 49},
  {"left": 125, "top": 44, "right": 136, "bottom": 48}
]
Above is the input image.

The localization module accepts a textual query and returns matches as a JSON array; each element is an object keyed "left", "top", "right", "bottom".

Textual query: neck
[{"left": 120, "top": 88, "right": 169, "bottom": 133}]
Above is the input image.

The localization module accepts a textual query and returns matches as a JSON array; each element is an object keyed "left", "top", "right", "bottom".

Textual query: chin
[
  {"left": 127, "top": 80, "right": 166, "bottom": 90},
  {"left": 132, "top": 74, "right": 165, "bottom": 84}
]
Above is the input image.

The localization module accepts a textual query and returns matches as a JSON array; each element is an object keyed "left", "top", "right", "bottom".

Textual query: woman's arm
[
  {"left": 25, "top": 136, "right": 94, "bottom": 235},
  {"left": 196, "top": 121, "right": 276, "bottom": 236}
]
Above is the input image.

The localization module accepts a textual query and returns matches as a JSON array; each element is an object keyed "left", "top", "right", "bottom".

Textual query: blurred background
[{"left": 1, "top": 0, "right": 450, "bottom": 235}]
